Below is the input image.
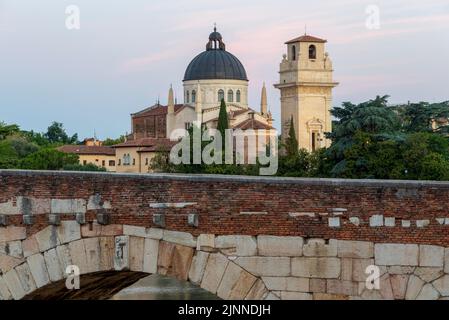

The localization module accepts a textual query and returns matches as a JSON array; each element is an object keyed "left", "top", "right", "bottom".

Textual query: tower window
[
  {"left": 236, "top": 90, "right": 241, "bottom": 103},
  {"left": 186, "top": 91, "right": 190, "bottom": 103},
  {"left": 309, "top": 45, "right": 316, "bottom": 59},
  {"left": 191, "top": 90, "right": 196, "bottom": 103},
  {"left": 227, "top": 90, "right": 233, "bottom": 102},
  {"left": 218, "top": 89, "right": 224, "bottom": 102},
  {"left": 292, "top": 45, "right": 296, "bottom": 61}
]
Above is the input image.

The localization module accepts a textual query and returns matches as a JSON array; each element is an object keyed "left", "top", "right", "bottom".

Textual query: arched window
[
  {"left": 292, "top": 45, "right": 296, "bottom": 61},
  {"left": 227, "top": 90, "right": 233, "bottom": 102},
  {"left": 186, "top": 91, "right": 190, "bottom": 103},
  {"left": 236, "top": 90, "right": 241, "bottom": 103},
  {"left": 218, "top": 89, "right": 224, "bottom": 102},
  {"left": 191, "top": 90, "right": 196, "bottom": 103},
  {"left": 309, "top": 45, "right": 316, "bottom": 59}
]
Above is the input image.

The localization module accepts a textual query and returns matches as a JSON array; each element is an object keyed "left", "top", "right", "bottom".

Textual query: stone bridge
[{"left": 0, "top": 170, "right": 449, "bottom": 300}]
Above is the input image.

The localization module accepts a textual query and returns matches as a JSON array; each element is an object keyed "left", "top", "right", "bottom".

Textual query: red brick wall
[{"left": 1, "top": 170, "right": 449, "bottom": 246}]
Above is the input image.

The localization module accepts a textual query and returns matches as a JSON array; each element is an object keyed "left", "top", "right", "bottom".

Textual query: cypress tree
[
  {"left": 285, "top": 116, "right": 298, "bottom": 157},
  {"left": 217, "top": 98, "right": 229, "bottom": 149}
]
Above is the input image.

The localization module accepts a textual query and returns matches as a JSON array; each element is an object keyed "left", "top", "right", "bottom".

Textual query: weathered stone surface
[
  {"left": 157, "top": 241, "right": 175, "bottom": 275},
  {"left": 0, "top": 276, "right": 12, "bottom": 300},
  {"left": 352, "top": 259, "right": 375, "bottom": 282},
  {"left": 56, "top": 245, "right": 72, "bottom": 277},
  {"left": 0, "top": 255, "right": 23, "bottom": 273},
  {"left": 81, "top": 222, "right": 123, "bottom": 238},
  {"left": 56, "top": 221, "right": 81, "bottom": 244},
  {"left": 388, "top": 266, "right": 415, "bottom": 275},
  {"left": 22, "top": 236, "right": 39, "bottom": 258},
  {"left": 43, "top": 248, "right": 63, "bottom": 282},
  {"left": 169, "top": 245, "right": 194, "bottom": 281},
  {"left": 51, "top": 199, "right": 86, "bottom": 214},
  {"left": 245, "top": 279, "right": 268, "bottom": 300},
  {"left": 201, "top": 253, "right": 229, "bottom": 294},
  {"left": 414, "top": 267, "right": 444, "bottom": 282},
  {"left": 5, "top": 241, "right": 23, "bottom": 258},
  {"left": 313, "top": 293, "right": 349, "bottom": 300},
  {"left": 27, "top": 253, "right": 50, "bottom": 288},
  {"left": 445, "top": 248, "right": 449, "bottom": 274},
  {"left": 123, "top": 225, "right": 163, "bottom": 239},
  {"left": 369, "top": 215, "right": 383, "bottom": 227},
  {"left": 216, "top": 235, "right": 257, "bottom": 256},
  {"left": 337, "top": 240, "right": 374, "bottom": 258},
  {"left": 257, "top": 236, "right": 303, "bottom": 257},
  {"left": 360, "top": 288, "right": 383, "bottom": 300},
  {"left": 15, "top": 263, "right": 37, "bottom": 295},
  {"left": 114, "top": 236, "right": 129, "bottom": 271},
  {"left": 162, "top": 230, "right": 196, "bottom": 248},
  {"left": 405, "top": 275, "right": 425, "bottom": 300},
  {"left": 129, "top": 236, "right": 145, "bottom": 272},
  {"left": 35, "top": 226, "right": 60, "bottom": 252},
  {"left": 143, "top": 238, "right": 159, "bottom": 274},
  {"left": 98, "top": 237, "right": 114, "bottom": 271},
  {"left": 374, "top": 244, "right": 419, "bottom": 266},
  {"left": 265, "top": 292, "right": 280, "bottom": 300},
  {"left": 3, "top": 269, "right": 26, "bottom": 300},
  {"left": 69, "top": 239, "right": 88, "bottom": 274},
  {"left": 379, "top": 274, "right": 394, "bottom": 300},
  {"left": 310, "top": 278, "right": 326, "bottom": 293},
  {"left": 100, "top": 224, "right": 123, "bottom": 236},
  {"left": 280, "top": 291, "right": 312, "bottom": 300},
  {"left": 217, "top": 262, "right": 257, "bottom": 299},
  {"left": 433, "top": 275, "right": 449, "bottom": 296},
  {"left": 341, "top": 258, "right": 352, "bottom": 281},
  {"left": 197, "top": 234, "right": 215, "bottom": 251},
  {"left": 0, "top": 226, "right": 26, "bottom": 242},
  {"left": 390, "top": 274, "right": 408, "bottom": 300},
  {"left": 326, "top": 280, "right": 358, "bottom": 296},
  {"left": 262, "top": 277, "right": 309, "bottom": 292},
  {"left": 416, "top": 284, "right": 440, "bottom": 300},
  {"left": 303, "top": 239, "right": 337, "bottom": 257},
  {"left": 188, "top": 251, "right": 209, "bottom": 285},
  {"left": 291, "top": 257, "right": 340, "bottom": 278},
  {"left": 235, "top": 257, "right": 290, "bottom": 277},
  {"left": 419, "top": 245, "right": 444, "bottom": 267},
  {"left": 84, "top": 237, "right": 101, "bottom": 273}
]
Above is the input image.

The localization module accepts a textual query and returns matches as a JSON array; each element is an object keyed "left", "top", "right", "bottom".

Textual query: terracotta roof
[
  {"left": 112, "top": 138, "right": 176, "bottom": 150},
  {"left": 233, "top": 119, "right": 274, "bottom": 130},
  {"left": 131, "top": 104, "right": 191, "bottom": 118},
  {"left": 285, "top": 35, "right": 327, "bottom": 44},
  {"left": 58, "top": 145, "right": 115, "bottom": 156}
]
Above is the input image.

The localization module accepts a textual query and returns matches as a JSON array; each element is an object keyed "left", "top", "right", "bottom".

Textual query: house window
[
  {"left": 132, "top": 158, "right": 136, "bottom": 166},
  {"left": 102, "top": 160, "right": 105, "bottom": 166},
  {"left": 309, "top": 45, "right": 316, "bottom": 59},
  {"left": 109, "top": 160, "right": 115, "bottom": 166},
  {"left": 218, "top": 89, "right": 224, "bottom": 102},
  {"left": 227, "top": 90, "right": 233, "bottom": 102},
  {"left": 191, "top": 90, "right": 196, "bottom": 103},
  {"left": 186, "top": 91, "right": 190, "bottom": 103},
  {"left": 236, "top": 90, "right": 241, "bottom": 102},
  {"left": 292, "top": 45, "right": 296, "bottom": 61},
  {"left": 118, "top": 159, "right": 121, "bottom": 166}
]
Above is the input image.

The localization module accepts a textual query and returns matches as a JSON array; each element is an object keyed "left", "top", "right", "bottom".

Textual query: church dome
[{"left": 183, "top": 28, "right": 248, "bottom": 81}]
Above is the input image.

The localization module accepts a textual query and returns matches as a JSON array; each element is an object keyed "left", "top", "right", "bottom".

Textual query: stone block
[
  {"left": 235, "top": 257, "right": 290, "bottom": 277},
  {"left": 153, "top": 214, "right": 165, "bottom": 228},
  {"left": 48, "top": 214, "right": 60, "bottom": 226},
  {"left": 76, "top": 213, "right": 86, "bottom": 225},
  {"left": 414, "top": 267, "right": 444, "bottom": 282},
  {"left": 379, "top": 274, "right": 394, "bottom": 300},
  {"left": 341, "top": 258, "right": 352, "bottom": 281},
  {"left": 201, "top": 253, "right": 229, "bottom": 294},
  {"left": 215, "top": 235, "right": 257, "bottom": 256},
  {"left": 245, "top": 279, "right": 268, "bottom": 300},
  {"left": 291, "top": 257, "right": 340, "bottom": 278},
  {"left": 35, "top": 226, "right": 60, "bottom": 252},
  {"left": 257, "top": 235, "right": 303, "bottom": 257},
  {"left": 43, "top": 248, "right": 63, "bottom": 282},
  {"left": 69, "top": 239, "right": 88, "bottom": 274},
  {"left": 405, "top": 275, "right": 425, "bottom": 300},
  {"left": 416, "top": 284, "right": 440, "bottom": 300},
  {"left": 337, "top": 240, "right": 374, "bottom": 258},
  {"left": 56, "top": 245, "right": 72, "bottom": 277},
  {"left": 374, "top": 244, "right": 419, "bottom": 266},
  {"left": 129, "top": 236, "right": 145, "bottom": 272},
  {"left": 99, "top": 237, "right": 115, "bottom": 271},
  {"left": 57, "top": 221, "right": 81, "bottom": 244},
  {"left": 15, "top": 263, "right": 37, "bottom": 295},
  {"left": 303, "top": 239, "right": 337, "bottom": 257},
  {"left": 0, "top": 215, "right": 8, "bottom": 227},
  {"left": 384, "top": 217, "right": 396, "bottom": 227},
  {"left": 163, "top": 230, "right": 196, "bottom": 248},
  {"left": 390, "top": 274, "right": 409, "bottom": 300},
  {"left": 279, "top": 291, "right": 312, "bottom": 300},
  {"left": 0, "top": 255, "right": 24, "bottom": 274},
  {"left": 0, "top": 276, "right": 12, "bottom": 300},
  {"left": 445, "top": 248, "right": 449, "bottom": 274},
  {"left": 388, "top": 266, "right": 415, "bottom": 275},
  {"left": 6, "top": 241, "right": 23, "bottom": 258},
  {"left": 188, "top": 251, "right": 209, "bottom": 285},
  {"left": 114, "top": 236, "right": 129, "bottom": 271},
  {"left": 264, "top": 292, "right": 280, "bottom": 300},
  {"left": 168, "top": 245, "right": 194, "bottom": 281},
  {"left": 187, "top": 213, "right": 199, "bottom": 227},
  {"left": 51, "top": 199, "right": 86, "bottom": 214},
  {"left": 328, "top": 217, "right": 340, "bottom": 228},
  {"left": 262, "top": 277, "right": 309, "bottom": 292},
  {"left": 197, "top": 234, "right": 215, "bottom": 251},
  {"left": 23, "top": 215, "right": 35, "bottom": 226},
  {"left": 349, "top": 217, "right": 360, "bottom": 226},
  {"left": 96, "top": 212, "right": 110, "bottom": 225},
  {"left": 123, "top": 225, "right": 164, "bottom": 240},
  {"left": 217, "top": 262, "right": 257, "bottom": 300},
  {"left": 352, "top": 259, "right": 375, "bottom": 282},
  {"left": 0, "top": 226, "right": 26, "bottom": 242},
  {"left": 27, "top": 253, "right": 50, "bottom": 288},
  {"left": 3, "top": 269, "right": 26, "bottom": 300},
  {"left": 419, "top": 245, "right": 444, "bottom": 267},
  {"left": 310, "top": 279, "right": 326, "bottom": 293},
  {"left": 313, "top": 293, "right": 349, "bottom": 300},
  {"left": 100, "top": 224, "right": 123, "bottom": 236},
  {"left": 84, "top": 237, "right": 101, "bottom": 273},
  {"left": 22, "top": 236, "right": 39, "bottom": 258},
  {"left": 416, "top": 220, "right": 430, "bottom": 228},
  {"left": 157, "top": 241, "right": 175, "bottom": 275},
  {"left": 402, "top": 220, "right": 411, "bottom": 228},
  {"left": 326, "top": 280, "right": 358, "bottom": 296},
  {"left": 143, "top": 238, "right": 159, "bottom": 274},
  {"left": 369, "top": 215, "right": 383, "bottom": 227},
  {"left": 433, "top": 275, "right": 449, "bottom": 297}
]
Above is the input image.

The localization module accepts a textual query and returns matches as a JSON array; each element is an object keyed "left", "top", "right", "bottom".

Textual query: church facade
[{"left": 113, "top": 28, "right": 337, "bottom": 173}]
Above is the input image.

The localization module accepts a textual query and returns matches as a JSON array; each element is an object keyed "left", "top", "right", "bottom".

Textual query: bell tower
[{"left": 274, "top": 34, "right": 338, "bottom": 152}]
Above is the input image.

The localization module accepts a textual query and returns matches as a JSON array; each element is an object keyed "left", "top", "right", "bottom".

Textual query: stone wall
[
  {"left": 1, "top": 224, "right": 448, "bottom": 300},
  {"left": 1, "top": 170, "right": 449, "bottom": 246}
]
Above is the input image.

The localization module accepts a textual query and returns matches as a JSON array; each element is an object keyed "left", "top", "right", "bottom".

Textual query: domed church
[{"left": 114, "top": 27, "right": 275, "bottom": 173}]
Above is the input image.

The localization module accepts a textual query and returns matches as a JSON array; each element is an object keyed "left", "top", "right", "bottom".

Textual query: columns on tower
[{"left": 260, "top": 82, "right": 267, "bottom": 116}]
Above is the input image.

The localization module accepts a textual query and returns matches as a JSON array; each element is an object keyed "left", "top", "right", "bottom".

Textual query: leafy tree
[
  {"left": 0, "top": 121, "right": 20, "bottom": 140},
  {"left": 44, "top": 122, "right": 78, "bottom": 144},
  {"left": 63, "top": 163, "right": 107, "bottom": 172},
  {"left": 103, "top": 136, "right": 126, "bottom": 146},
  {"left": 284, "top": 116, "right": 298, "bottom": 157},
  {"left": 20, "top": 148, "right": 79, "bottom": 170},
  {"left": 395, "top": 101, "right": 449, "bottom": 134},
  {"left": 216, "top": 98, "right": 229, "bottom": 157}
]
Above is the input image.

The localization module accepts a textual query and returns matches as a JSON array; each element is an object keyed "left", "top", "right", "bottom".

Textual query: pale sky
[{"left": 1, "top": 0, "right": 449, "bottom": 139}]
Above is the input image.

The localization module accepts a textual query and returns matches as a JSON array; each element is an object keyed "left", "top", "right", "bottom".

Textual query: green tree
[
  {"left": 44, "top": 122, "right": 78, "bottom": 144},
  {"left": 216, "top": 98, "right": 229, "bottom": 151},
  {"left": 63, "top": 163, "right": 107, "bottom": 172},
  {"left": 20, "top": 148, "right": 79, "bottom": 170},
  {"left": 284, "top": 116, "right": 298, "bottom": 157},
  {"left": 103, "top": 136, "right": 126, "bottom": 146},
  {"left": 0, "top": 121, "right": 20, "bottom": 140}
]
